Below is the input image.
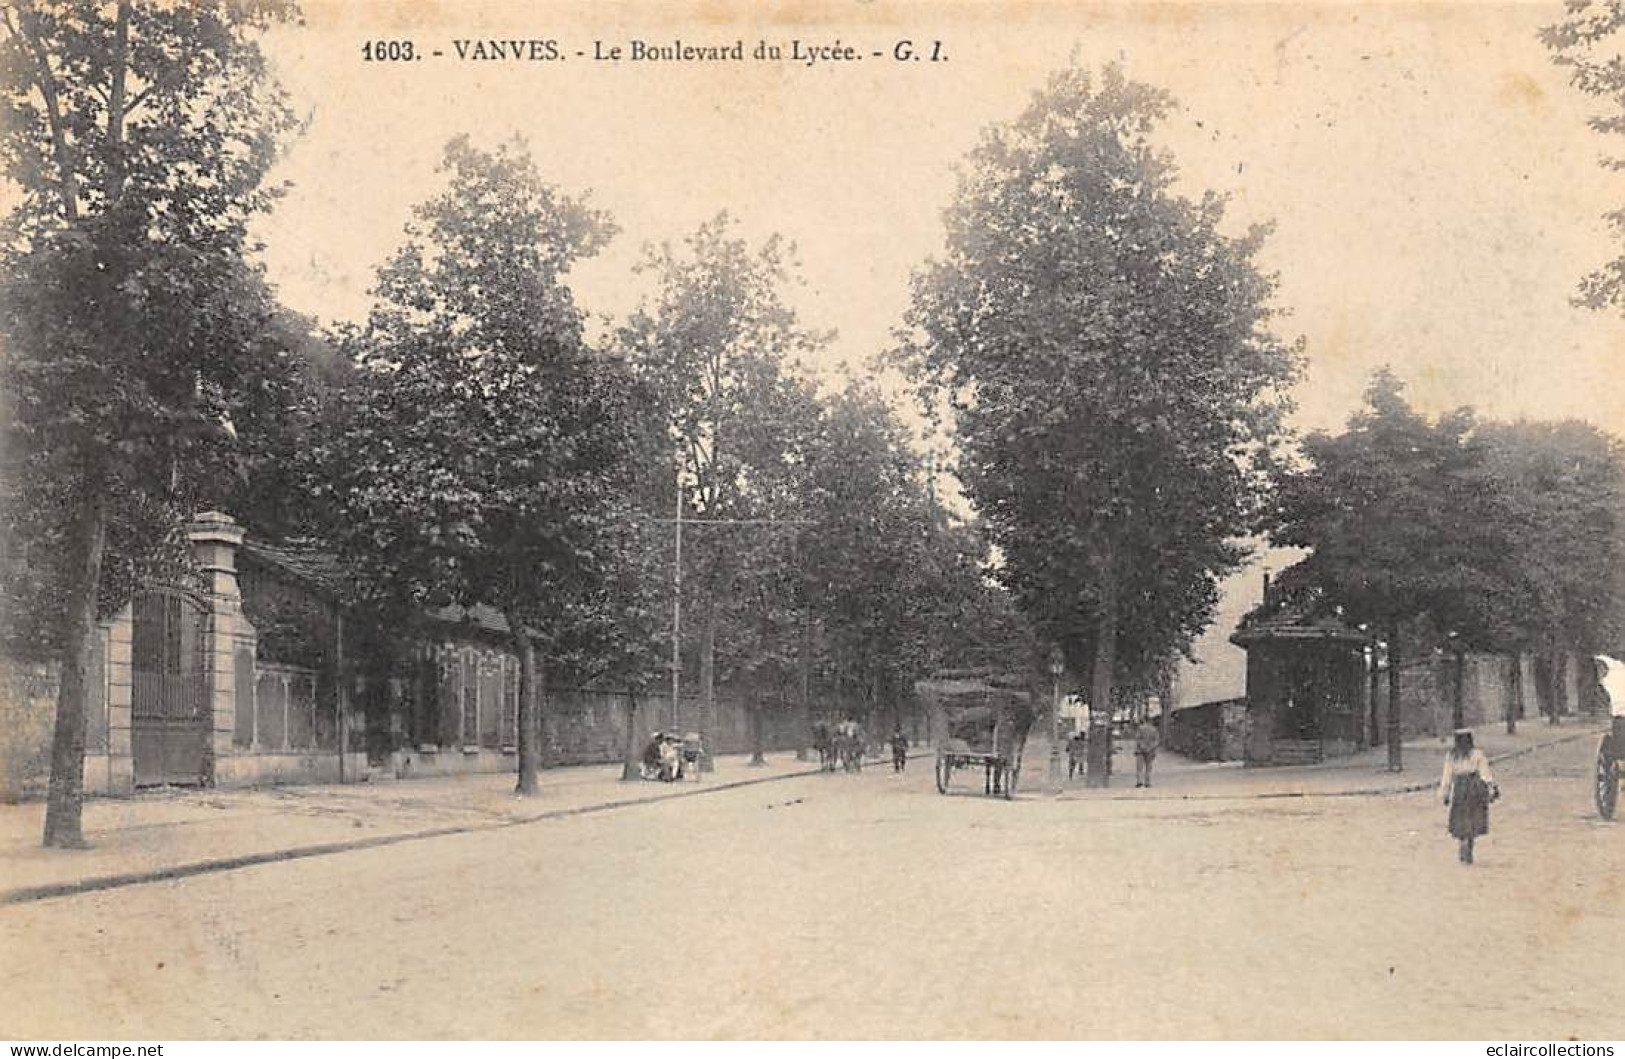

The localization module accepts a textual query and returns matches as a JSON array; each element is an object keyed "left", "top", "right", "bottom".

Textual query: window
[
  {"left": 479, "top": 655, "right": 502, "bottom": 749},
  {"left": 461, "top": 650, "right": 479, "bottom": 748},
  {"left": 502, "top": 655, "right": 519, "bottom": 748}
]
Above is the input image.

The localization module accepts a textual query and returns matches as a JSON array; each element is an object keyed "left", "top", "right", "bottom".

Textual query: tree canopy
[
  {"left": 311, "top": 136, "right": 646, "bottom": 794},
  {"left": 1544, "top": 0, "right": 1625, "bottom": 311},
  {"left": 1272, "top": 370, "right": 1518, "bottom": 648},
  {"left": 0, "top": 0, "right": 300, "bottom": 845},
  {"left": 896, "top": 65, "right": 1301, "bottom": 781},
  {"left": 1272, "top": 369, "right": 1625, "bottom": 746}
]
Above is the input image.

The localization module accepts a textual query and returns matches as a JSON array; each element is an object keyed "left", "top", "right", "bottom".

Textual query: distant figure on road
[
  {"left": 1067, "top": 731, "right": 1087, "bottom": 780},
  {"left": 681, "top": 731, "right": 704, "bottom": 780},
  {"left": 890, "top": 726, "right": 909, "bottom": 772},
  {"left": 1134, "top": 718, "right": 1161, "bottom": 788},
  {"left": 1440, "top": 728, "right": 1497, "bottom": 865},
  {"left": 1596, "top": 655, "right": 1625, "bottom": 719}
]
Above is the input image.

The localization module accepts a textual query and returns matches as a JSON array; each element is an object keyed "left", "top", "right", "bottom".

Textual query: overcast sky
[{"left": 254, "top": 0, "right": 1625, "bottom": 440}]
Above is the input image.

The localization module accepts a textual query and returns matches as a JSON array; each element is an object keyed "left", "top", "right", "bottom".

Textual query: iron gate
[{"left": 131, "top": 589, "right": 210, "bottom": 787}]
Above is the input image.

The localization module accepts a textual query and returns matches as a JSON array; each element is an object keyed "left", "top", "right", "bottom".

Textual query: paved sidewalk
[
  {"left": 0, "top": 749, "right": 878, "bottom": 903},
  {"left": 1036, "top": 716, "right": 1608, "bottom": 801}
]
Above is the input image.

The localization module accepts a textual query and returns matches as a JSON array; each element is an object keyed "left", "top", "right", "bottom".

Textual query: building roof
[
  {"left": 240, "top": 537, "right": 344, "bottom": 598},
  {"left": 1230, "top": 593, "right": 1370, "bottom": 649},
  {"left": 240, "top": 538, "right": 523, "bottom": 641}
]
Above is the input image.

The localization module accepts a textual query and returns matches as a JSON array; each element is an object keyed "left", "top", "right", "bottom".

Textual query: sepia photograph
[{"left": 2, "top": 0, "right": 1625, "bottom": 1043}]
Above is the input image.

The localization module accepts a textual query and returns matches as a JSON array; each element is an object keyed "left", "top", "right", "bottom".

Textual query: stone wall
[
  {"left": 0, "top": 660, "right": 56, "bottom": 802},
  {"left": 1166, "top": 698, "right": 1246, "bottom": 762},
  {"left": 1385, "top": 651, "right": 1579, "bottom": 739},
  {"left": 3, "top": 509, "right": 912, "bottom": 798}
]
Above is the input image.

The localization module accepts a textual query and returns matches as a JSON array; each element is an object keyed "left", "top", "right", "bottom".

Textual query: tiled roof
[
  {"left": 1230, "top": 596, "right": 1369, "bottom": 647},
  {"left": 241, "top": 539, "right": 521, "bottom": 640},
  {"left": 240, "top": 537, "right": 344, "bottom": 598},
  {"left": 430, "top": 603, "right": 514, "bottom": 637}
]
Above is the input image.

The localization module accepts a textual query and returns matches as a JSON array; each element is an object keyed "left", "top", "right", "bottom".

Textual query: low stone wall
[
  {"left": 0, "top": 661, "right": 55, "bottom": 802},
  {"left": 216, "top": 751, "right": 368, "bottom": 787},
  {"left": 1166, "top": 699, "right": 1246, "bottom": 762}
]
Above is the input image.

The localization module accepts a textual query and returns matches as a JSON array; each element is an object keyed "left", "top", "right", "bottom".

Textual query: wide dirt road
[{"left": 3, "top": 736, "right": 1623, "bottom": 1040}]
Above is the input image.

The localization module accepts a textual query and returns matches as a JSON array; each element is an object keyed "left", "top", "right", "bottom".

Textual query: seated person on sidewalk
[
  {"left": 681, "top": 731, "right": 704, "bottom": 779},
  {"left": 641, "top": 732, "right": 668, "bottom": 780},
  {"left": 658, "top": 736, "right": 683, "bottom": 782}
]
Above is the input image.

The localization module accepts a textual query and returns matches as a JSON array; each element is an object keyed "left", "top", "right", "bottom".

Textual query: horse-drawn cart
[
  {"left": 935, "top": 740, "right": 1020, "bottom": 799},
  {"left": 1599, "top": 715, "right": 1623, "bottom": 820}
]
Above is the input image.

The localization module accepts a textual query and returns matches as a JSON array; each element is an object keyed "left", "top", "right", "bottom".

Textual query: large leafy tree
[
  {"left": 1544, "top": 0, "right": 1625, "bottom": 311},
  {"left": 1271, "top": 370, "right": 1522, "bottom": 764},
  {"left": 798, "top": 381, "right": 944, "bottom": 730},
  {"left": 0, "top": 0, "right": 299, "bottom": 846},
  {"left": 214, "top": 307, "right": 349, "bottom": 541},
  {"left": 314, "top": 137, "right": 640, "bottom": 796},
  {"left": 897, "top": 66, "right": 1300, "bottom": 784},
  {"left": 1476, "top": 418, "right": 1625, "bottom": 723},
  {"left": 618, "top": 215, "right": 826, "bottom": 761}
]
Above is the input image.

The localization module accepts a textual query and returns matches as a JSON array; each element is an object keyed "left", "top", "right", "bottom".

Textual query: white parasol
[{"left": 1594, "top": 656, "right": 1625, "bottom": 718}]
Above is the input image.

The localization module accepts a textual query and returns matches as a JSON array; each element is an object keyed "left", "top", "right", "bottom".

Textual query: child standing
[{"left": 1440, "top": 729, "right": 1497, "bottom": 864}]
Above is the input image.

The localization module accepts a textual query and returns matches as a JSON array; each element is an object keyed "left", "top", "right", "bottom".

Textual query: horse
[
  {"left": 811, "top": 721, "right": 837, "bottom": 771},
  {"left": 837, "top": 721, "right": 865, "bottom": 772}
]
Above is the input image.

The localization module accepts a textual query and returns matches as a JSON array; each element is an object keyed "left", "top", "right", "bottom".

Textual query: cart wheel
[
  {"left": 1597, "top": 738, "right": 1619, "bottom": 821},
  {"left": 935, "top": 755, "right": 951, "bottom": 794}
]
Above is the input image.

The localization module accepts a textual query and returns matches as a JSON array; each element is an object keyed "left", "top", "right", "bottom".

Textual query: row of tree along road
[
  {"left": 0, "top": 2, "right": 1022, "bottom": 847},
  {"left": 4, "top": 4, "right": 1625, "bottom": 847}
]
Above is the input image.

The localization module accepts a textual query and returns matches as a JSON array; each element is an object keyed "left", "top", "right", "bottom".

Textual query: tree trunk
[
  {"left": 748, "top": 701, "right": 766, "bottom": 766},
  {"left": 42, "top": 487, "right": 108, "bottom": 849},
  {"left": 1386, "top": 627, "right": 1403, "bottom": 772},
  {"left": 1086, "top": 584, "right": 1117, "bottom": 788},
  {"left": 1532, "top": 651, "right": 1552, "bottom": 722},
  {"left": 1507, "top": 652, "right": 1521, "bottom": 736},
  {"left": 698, "top": 598, "right": 716, "bottom": 771},
  {"left": 514, "top": 628, "right": 541, "bottom": 796},
  {"left": 1551, "top": 651, "right": 1567, "bottom": 724},
  {"left": 1450, "top": 647, "right": 1466, "bottom": 732},
  {"left": 621, "top": 690, "right": 642, "bottom": 781}
]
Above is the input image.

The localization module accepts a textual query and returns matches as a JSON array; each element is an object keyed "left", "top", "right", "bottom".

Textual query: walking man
[
  {"left": 1067, "top": 730, "right": 1087, "bottom": 780},
  {"left": 890, "top": 726, "right": 910, "bottom": 772},
  {"left": 1134, "top": 716, "right": 1161, "bottom": 788}
]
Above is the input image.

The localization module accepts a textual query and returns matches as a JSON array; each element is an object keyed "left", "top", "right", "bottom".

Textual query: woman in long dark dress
[{"left": 1439, "top": 729, "right": 1497, "bottom": 864}]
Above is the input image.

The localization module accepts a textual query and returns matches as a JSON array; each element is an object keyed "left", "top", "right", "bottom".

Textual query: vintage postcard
[{"left": 1, "top": 0, "right": 1623, "bottom": 1045}]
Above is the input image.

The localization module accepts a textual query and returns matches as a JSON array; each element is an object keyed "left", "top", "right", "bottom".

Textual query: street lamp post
[{"left": 1049, "top": 652, "right": 1065, "bottom": 794}]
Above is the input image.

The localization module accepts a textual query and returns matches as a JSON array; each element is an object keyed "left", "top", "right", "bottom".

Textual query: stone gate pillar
[
  {"left": 103, "top": 612, "right": 134, "bottom": 794},
  {"left": 189, "top": 511, "right": 245, "bottom": 785}
]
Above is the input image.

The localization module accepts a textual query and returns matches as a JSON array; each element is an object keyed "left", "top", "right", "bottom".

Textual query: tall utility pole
[
  {"left": 670, "top": 470, "right": 683, "bottom": 732},
  {"left": 656, "top": 488, "right": 812, "bottom": 771}
]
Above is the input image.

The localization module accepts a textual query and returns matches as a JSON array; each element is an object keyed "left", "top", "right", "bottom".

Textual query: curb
[
  {"left": 1039, "top": 725, "right": 1603, "bottom": 804},
  {"left": 1, "top": 749, "right": 930, "bottom": 907}
]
